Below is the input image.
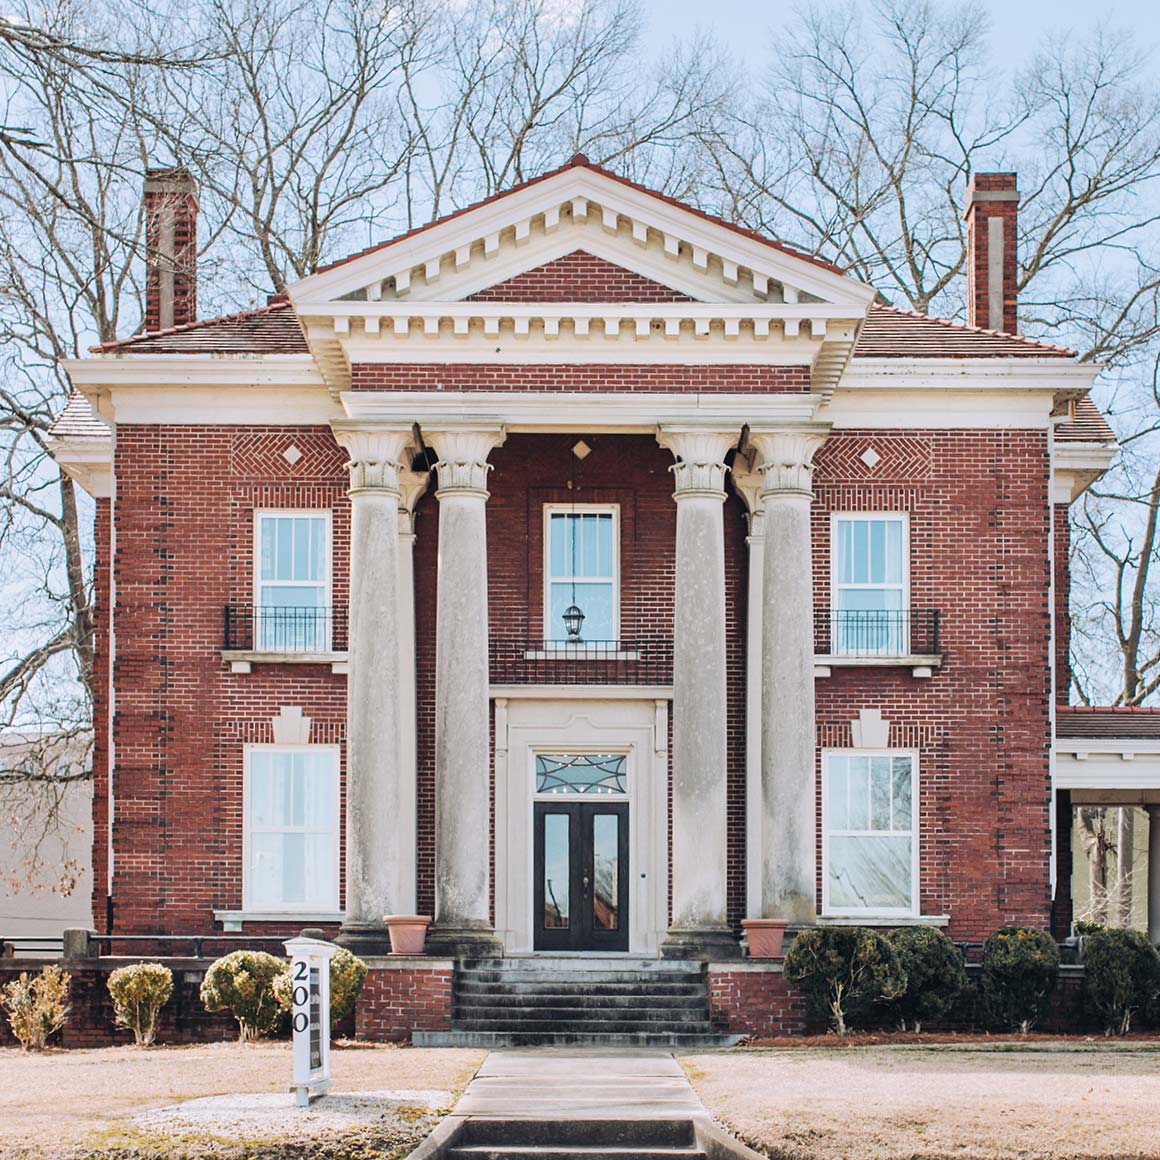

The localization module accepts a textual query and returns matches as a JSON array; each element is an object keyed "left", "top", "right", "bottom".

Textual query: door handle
[{"left": 582, "top": 869, "right": 590, "bottom": 897}]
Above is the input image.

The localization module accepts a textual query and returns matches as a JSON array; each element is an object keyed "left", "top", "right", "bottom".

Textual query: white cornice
[
  {"left": 63, "top": 353, "right": 325, "bottom": 390},
  {"left": 48, "top": 435, "right": 114, "bottom": 498},
  {"left": 340, "top": 390, "right": 825, "bottom": 433},
  {"left": 841, "top": 357, "right": 1098, "bottom": 391},
  {"left": 1052, "top": 441, "right": 1118, "bottom": 504}
]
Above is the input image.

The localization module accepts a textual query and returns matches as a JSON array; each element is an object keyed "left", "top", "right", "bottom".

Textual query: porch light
[{"left": 562, "top": 603, "right": 585, "bottom": 642}]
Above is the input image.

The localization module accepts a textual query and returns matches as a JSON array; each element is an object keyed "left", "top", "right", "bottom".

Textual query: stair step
[
  {"left": 460, "top": 1119, "right": 695, "bottom": 1148},
  {"left": 453, "top": 1008, "right": 712, "bottom": 1025},
  {"left": 454, "top": 992, "right": 706, "bottom": 1010},
  {"left": 461, "top": 958, "right": 704, "bottom": 972},
  {"left": 453, "top": 1019, "right": 712, "bottom": 1034},
  {"left": 413, "top": 1030, "right": 737, "bottom": 1048},
  {"left": 456, "top": 979, "right": 707, "bottom": 996},
  {"left": 448, "top": 1148, "right": 706, "bottom": 1160}
]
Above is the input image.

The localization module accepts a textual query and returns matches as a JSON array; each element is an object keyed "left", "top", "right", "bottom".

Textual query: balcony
[
  {"left": 222, "top": 605, "right": 348, "bottom": 672},
  {"left": 813, "top": 609, "right": 942, "bottom": 678},
  {"left": 489, "top": 638, "right": 674, "bottom": 688}
]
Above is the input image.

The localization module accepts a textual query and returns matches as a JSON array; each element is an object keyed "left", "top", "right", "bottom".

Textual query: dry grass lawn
[
  {"left": 682, "top": 1044, "right": 1160, "bottom": 1160},
  {"left": 0, "top": 1041, "right": 484, "bottom": 1159}
]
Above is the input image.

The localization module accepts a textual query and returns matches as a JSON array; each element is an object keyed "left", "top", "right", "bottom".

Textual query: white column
[
  {"left": 657, "top": 425, "right": 740, "bottom": 959},
  {"left": 732, "top": 465, "right": 765, "bottom": 916},
  {"left": 1148, "top": 804, "right": 1160, "bottom": 946},
  {"left": 749, "top": 426, "right": 828, "bottom": 927},
  {"left": 424, "top": 424, "right": 506, "bottom": 957},
  {"left": 332, "top": 424, "right": 414, "bottom": 954}
]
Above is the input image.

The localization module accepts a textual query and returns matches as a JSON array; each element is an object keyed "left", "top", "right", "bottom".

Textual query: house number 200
[{"left": 292, "top": 960, "right": 310, "bottom": 1032}]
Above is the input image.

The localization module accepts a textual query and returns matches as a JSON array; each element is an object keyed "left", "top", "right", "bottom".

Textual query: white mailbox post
[{"left": 283, "top": 936, "right": 337, "bottom": 1106}]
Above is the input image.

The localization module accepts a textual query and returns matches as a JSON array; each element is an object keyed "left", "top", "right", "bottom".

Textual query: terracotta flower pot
[
  {"left": 741, "top": 918, "right": 789, "bottom": 959},
  {"left": 384, "top": 915, "right": 432, "bottom": 956}
]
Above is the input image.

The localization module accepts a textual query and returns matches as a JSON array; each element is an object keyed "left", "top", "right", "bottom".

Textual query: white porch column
[
  {"left": 749, "top": 426, "right": 828, "bottom": 927},
  {"left": 332, "top": 424, "right": 414, "bottom": 954},
  {"left": 1149, "top": 804, "right": 1160, "bottom": 946},
  {"left": 657, "top": 425, "right": 741, "bottom": 960},
  {"left": 423, "top": 424, "right": 506, "bottom": 957}
]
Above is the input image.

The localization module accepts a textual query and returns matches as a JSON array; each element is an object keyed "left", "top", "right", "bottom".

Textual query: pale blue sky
[{"left": 641, "top": 0, "right": 1158, "bottom": 73}]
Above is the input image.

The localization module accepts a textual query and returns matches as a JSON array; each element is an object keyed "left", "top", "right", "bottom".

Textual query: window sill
[
  {"left": 818, "top": 914, "right": 950, "bottom": 927},
  {"left": 222, "top": 650, "right": 348, "bottom": 674},
  {"left": 214, "top": 910, "right": 343, "bottom": 932},
  {"left": 814, "top": 654, "right": 941, "bottom": 679}
]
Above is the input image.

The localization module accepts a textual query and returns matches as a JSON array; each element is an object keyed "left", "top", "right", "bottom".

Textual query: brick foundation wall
[
  {"left": 708, "top": 964, "right": 815, "bottom": 1036},
  {"left": 354, "top": 961, "right": 453, "bottom": 1041}
]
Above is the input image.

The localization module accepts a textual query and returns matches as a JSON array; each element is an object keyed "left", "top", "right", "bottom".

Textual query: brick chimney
[
  {"left": 143, "top": 166, "right": 198, "bottom": 332},
  {"left": 964, "top": 172, "right": 1019, "bottom": 334}
]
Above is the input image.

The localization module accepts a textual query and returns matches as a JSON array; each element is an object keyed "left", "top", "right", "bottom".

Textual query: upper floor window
[
  {"left": 244, "top": 745, "right": 340, "bottom": 912},
  {"left": 255, "top": 511, "right": 331, "bottom": 651},
  {"left": 831, "top": 514, "right": 908, "bottom": 656},
  {"left": 544, "top": 505, "right": 619, "bottom": 643},
  {"left": 823, "top": 750, "right": 918, "bottom": 917}
]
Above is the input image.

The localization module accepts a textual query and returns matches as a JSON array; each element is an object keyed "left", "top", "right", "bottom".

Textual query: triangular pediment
[{"left": 467, "top": 250, "right": 692, "bottom": 304}]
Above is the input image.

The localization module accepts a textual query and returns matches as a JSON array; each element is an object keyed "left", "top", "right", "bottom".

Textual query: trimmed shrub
[
  {"left": 884, "top": 927, "right": 967, "bottom": 1032},
  {"left": 108, "top": 962, "right": 173, "bottom": 1046},
  {"left": 200, "top": 951, "right": 288, "bottom": 1042},
  {"left": 980, "top": 926, "right": 1060, "bottom": 1033},
  {"left": 272, "top": 946, "right": 368, "bottom": 1024},
  {"left": 1, "top": 964, "right": 70, "bottom": 1050},
  {"left": 1082, "top": 927, "right": 1160, "bottom": 1035},
  {"left": 1073, "top": 920, "right": 1105, "bottom": 937},
  {"left": 783, "top": 926, "right": 907, "bottom": 1036}
]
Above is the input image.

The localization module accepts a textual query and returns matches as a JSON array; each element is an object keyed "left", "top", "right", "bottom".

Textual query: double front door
[{"left": 533, "top": 800, "right": 629, "bottom": 951}]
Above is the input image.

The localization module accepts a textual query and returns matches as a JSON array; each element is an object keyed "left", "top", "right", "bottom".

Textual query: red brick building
[{"left": 50, "top": 158, "right": 1122, "bottom": 1040}]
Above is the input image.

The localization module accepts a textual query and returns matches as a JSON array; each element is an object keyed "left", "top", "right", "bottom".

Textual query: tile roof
[
  {"left": 1055, "top": 397, "right": 1116, "bottom": 444},
  {"left": 312, "top": 153, "right": 848, "bottom": 280},
  {"left": 93, "top": 301, "right": 308, "bottom": 355},
  {"left": 854, "top": 305, "right": 1077, "bottom": 360},
  {"left": 49, "top": 392, "right": 109, "bottom": 441},
  {"left": 1056, "top": 706, "right": 1160, "bottom": 740}
]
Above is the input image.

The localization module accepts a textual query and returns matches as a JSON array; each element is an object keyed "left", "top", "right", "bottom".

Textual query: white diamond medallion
[
  {"left": 860, "top": 445, "right": 881, "bottom": 469},
  {"left": 282, "top": 444, "right": 303, "bottom": 465}
]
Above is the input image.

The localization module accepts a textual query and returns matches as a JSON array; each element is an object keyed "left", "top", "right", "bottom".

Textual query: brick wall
[
  {"left": 351, "top": 364, "right": 812, "bottom": 393},
  {"left": 354, "top": 962, "right": 453, "bottom": 1041},
  {"left": 708, "top": 964, "right": 815, "bottom": 1036},
  {"left": 91, "top": 497, "right": 111, "bottom": 931},
  {"left": 1055, "top": 504, "right": 1072, "bottom": 703},
  {"left": 467, "top": 250, "right": 693, "bottom": 302}
]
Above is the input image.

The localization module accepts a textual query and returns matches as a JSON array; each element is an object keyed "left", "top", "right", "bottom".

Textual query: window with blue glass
[
  {"left": 544, "top": 505, "right": 618, "bottom": 643},
  {"left": 832, "top": 514, "right": 908, "bottom": 656},
  {"left": 255, "top": 511, "right": 331, "bottom": 651}
]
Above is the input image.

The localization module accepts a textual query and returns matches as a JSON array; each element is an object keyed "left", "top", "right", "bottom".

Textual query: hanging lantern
[{"left": 562, "top": 603, "right": 585, "bottom": 642}]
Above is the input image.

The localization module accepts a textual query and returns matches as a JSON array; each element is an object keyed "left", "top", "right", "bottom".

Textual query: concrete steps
[
  {"left": 446, "top": 1118, "right": 707, "bottom": 1160},
  {"left": 412, "top": 957, "right": 736, "bottom": 1048}
]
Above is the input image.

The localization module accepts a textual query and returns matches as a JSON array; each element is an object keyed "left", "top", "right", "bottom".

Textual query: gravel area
[
  {"left": 0, "top": 1041, "right": 485, "bottom": 1160},
  {"left": 682, "top": 1045, "right": 1160, "bottom": 1160}
]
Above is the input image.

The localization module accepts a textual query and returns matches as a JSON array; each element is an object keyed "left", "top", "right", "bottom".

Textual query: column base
[
  {"left": 425, "top": 923, "right": 504, "bottom": 960},
  {"left": 660, "top": 925, "right": 741, "bottom": 961},
  {"left": 336, "top": 920, "right": 392, "bottom": 957}
]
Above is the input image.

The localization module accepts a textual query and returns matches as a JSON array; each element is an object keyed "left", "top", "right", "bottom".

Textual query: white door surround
[{"left": 493, "top": 694, "right": 670, "bottom": 954}]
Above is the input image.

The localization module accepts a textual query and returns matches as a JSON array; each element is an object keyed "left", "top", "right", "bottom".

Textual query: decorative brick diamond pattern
[
  {"left": 230, "top": 430, "right": 347, "bottom": 479},
  {"left": 815, "top": 433, "right": 933, "bottom": 482}
]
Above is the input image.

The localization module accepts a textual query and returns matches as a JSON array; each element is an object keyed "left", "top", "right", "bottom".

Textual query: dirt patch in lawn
[
  {"left": 681, "top": 1044, "right": 1160, "bottom": 1160},
  {"left": 0, "top": 1041, "right": 485, "bottom": 1160}
]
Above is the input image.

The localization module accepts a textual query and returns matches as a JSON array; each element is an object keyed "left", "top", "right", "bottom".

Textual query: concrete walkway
[{"left": 454, "top": 1050, "right": 705, "bottom": 1119}]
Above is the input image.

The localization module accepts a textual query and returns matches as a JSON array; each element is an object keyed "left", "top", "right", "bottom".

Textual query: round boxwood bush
[
  {"left": 108, "top": 962, "right": 173, "bottom": 1046},
  {"left": 272, "top": 946, "right": 368, "bottom": 1024},
  {"left": 783, "top": 926, "right": 907, "bottom": 1036},
  {"left": 1082, "top": 927, "right": 1160, "bottom": 1035},
  {"left": 200, "top": 950, "right": 288, "bottom": 1042},
  {"left": 884, "top": 927, "right": 967, "bottom": 1032},
  {"left": 980, "top": 926, "right": 1060, "bottom": 1033}
]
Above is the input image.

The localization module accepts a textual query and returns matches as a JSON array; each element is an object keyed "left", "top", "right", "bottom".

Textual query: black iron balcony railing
[
  {"left": 814, "top": 608, "right": 940, "bottom": 658},
  {"left": 223, "top": 605, "right": 349, "bottom": 652},
  {"left": 489, "top": 638, "right": 674, "bottom": 685}
]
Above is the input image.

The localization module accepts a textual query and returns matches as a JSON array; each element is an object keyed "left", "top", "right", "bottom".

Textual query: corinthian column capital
[
  {"left": 749, "top": 425, "right": 830, "bottom": 498},
  {"left": 397, "top": 469, "right": 430, "bottom": 536},
  {"left": 332, "top": 423, "right": 415, "bottom": 495},
  {"left": 656, "top": 425, "right": 739, "bottom": 498},
  {"left": 424, "top": 424, "right": 506, "bottom": 498}
]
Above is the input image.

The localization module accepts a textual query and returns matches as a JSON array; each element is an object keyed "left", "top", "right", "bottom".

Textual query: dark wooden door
[{"left": 533, "top": 800, "right": 629, "bottom": 952}]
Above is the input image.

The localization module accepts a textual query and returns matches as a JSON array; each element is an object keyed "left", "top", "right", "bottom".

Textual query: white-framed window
[
  {"left": 544, "top": 504, "right": 619, "bottom": 643},
  {"left": 244, "top": 745, "right": 340, "bottom": 912},
  {"left": 831, "top": 513, "right": 909, "bottom": 656},
  {"left": 822, "top": 750, "right": 919, "bottom": 917},
  {"left": 254, "top": 510, "right": 332, "bottom": 651}
]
